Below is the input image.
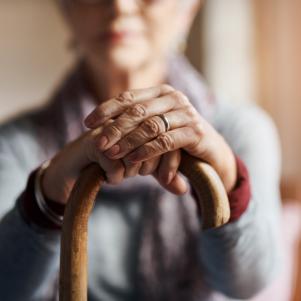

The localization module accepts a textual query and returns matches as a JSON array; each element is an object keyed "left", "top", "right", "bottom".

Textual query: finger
[
  {"left": 126, "top": 127, "right": 201, "bottom": 163},
  {"left": 94, "top": 154, "right": 125, "bottom": 185},
  {"left": 139, "top": 156, "right": 161, "bottom": 176},
  {"left": 166, "top": 173, "right": 188, "bottom": 195},
  {"left": 122, "top": 158, "right": 143, "bottom": 178},
  {"left": 154, "top": 172, "right": 188, "bottom": 195},
  {"left": 104, "top": 115, "right": 166, "bottom": 159},
  {"left": 105, "top": 108, "right": 198, "bottom": 159},
  {"left": 157, "top": 150, "right": 181, "bottom": 185},
  {"left": 84, "top": 84, "right": 174, "bottom": 128},
  {"left": 86, "top": 119, "right": 114, "bottom": 138},
  {"left": 87, "top": 133, "right": 125, "bottom": 184},
  {"left": 94, "top": 96, "right": 173, "bottom": 151},
  {"left": 91, "top": 91, "right": 191, "bottom": 151}
]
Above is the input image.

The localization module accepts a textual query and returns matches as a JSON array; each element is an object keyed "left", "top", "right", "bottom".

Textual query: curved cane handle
[
  {"left": 59, "top": 153, "right": 230, "bottom": 301},
  {"left": 179, "top": 151, "right": 230, "bottom": 229}
]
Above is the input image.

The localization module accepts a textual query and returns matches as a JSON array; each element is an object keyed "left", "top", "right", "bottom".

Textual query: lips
[{"left": 99, "top": 30, "right": 139, "bottom": 43}]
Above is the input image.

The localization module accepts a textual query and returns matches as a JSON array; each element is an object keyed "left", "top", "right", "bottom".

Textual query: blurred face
[{"left": 62, "top": 0, "right": 199, "bottom": 72}]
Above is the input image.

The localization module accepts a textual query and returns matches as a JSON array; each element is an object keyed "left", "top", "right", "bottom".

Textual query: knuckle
[
  {"left": 89, "top": 127, "right": 103, "bottom": 138},
  {"left": 142, "top": 118, "right": 161, "bottom": 137},
  {"left": 143, "top": 144, "right": 156, "bottom": 158},
  {"left": 126, "top": 103, "right": 147, "bottom": 118},
  {"left": 171, "top": 90, "right": 189, "bottom": 106},
  {"left": 124, "top": 135, "right": 137, "bottom": 151},
  {"left": 116, "top": 91, "right": 135, "bottom": 105},
  {"left": 156, "top": 134, "right": 174, "bottom": 151},
  {"left": 107, "top": 124, "right": 122, "bottom": 139},
  {"left": 161, "top": 84, "right": 174, "bottom": 94},
  {"left": 186, "top": 106, "right": 197, "bottom": 119},
  {"left": 194, "top": 123, "right": 204, "bottom": 137}
]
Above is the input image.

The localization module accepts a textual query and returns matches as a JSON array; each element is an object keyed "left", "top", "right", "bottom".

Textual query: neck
[{"left": 83, "top": 57, "right": 168, "bottom": 104}]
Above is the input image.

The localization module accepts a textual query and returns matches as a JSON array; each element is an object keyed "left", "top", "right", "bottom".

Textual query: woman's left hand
[{"left": 84, "top": 85, "right": 237, "bottom": 194}]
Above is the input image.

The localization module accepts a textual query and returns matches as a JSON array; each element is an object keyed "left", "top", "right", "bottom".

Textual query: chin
[{"left": 96, "top": 44, "right": 152, "bottom": 72}]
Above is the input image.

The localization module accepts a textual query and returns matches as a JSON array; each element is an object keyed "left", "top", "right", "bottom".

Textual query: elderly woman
[{"left": 0, "top": 0, "right": 282, "bottom": 300}]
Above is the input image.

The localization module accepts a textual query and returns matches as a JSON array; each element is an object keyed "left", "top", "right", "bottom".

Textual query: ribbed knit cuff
[
  {"left": 191, "top": 155, "right": 251, "bottom": 224},
  {"left": 227, "top": 155, "right": 251, "bottom": 222}
]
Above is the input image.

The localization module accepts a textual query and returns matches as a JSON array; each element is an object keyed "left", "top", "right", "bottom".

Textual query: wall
[
  {"left": 254, "top": 0, "right": 301, "bottom": 188},
  {"left": 202, "top": 0, "right": 256, "bottom": 103},
  {"left": 0, "top": 0, "right": 73, "bottom": 122}
]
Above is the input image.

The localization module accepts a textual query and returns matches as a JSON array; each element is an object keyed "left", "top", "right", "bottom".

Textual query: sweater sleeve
[
  {"left": 198, "top": 102, "right": 283, "bottom": 299},
  {"left": 0, "top": 126, "right": 61, "bottom": 301}
]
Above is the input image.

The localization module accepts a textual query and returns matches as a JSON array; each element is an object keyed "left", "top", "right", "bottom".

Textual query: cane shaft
[{"left": 59, "top": 153, "right": 230, "bottom": 300}]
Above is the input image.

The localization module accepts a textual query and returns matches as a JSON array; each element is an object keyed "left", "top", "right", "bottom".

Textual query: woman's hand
[
  {"left": 41, "top": 120, "right": 176, "bottom": 205},
  {"left": 41, "top": 115, "right": 182, "bottom": 207},
  {"left": 41, "top": 127, "right": 125, "bottom": 205},
  {"left": 84, "top": 85, "right": 237, "bottom": 194}
]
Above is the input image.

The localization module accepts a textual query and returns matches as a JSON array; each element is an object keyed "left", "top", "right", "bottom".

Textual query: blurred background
[{"left": 1, "top": 0, "right": 301, "bottom": 300}]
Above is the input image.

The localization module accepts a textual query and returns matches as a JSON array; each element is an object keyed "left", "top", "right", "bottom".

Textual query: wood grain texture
[
  {"left": 179, "top": 151, "right": 230, "bottom": 229},
  {"left": 59, "top": 164, "right": 105, "bottom": 301},
  {"left": 59, "top": 153, "right": 230, "bottom": 300}
]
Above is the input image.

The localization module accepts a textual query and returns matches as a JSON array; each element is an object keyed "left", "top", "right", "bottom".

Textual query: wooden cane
[{"left": 59, "top": 151, "right": 230, "bottom": 301}]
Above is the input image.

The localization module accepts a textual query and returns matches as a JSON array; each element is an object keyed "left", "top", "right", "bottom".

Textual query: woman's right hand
[{"left": 41, "top": 127, "right": 129, "bottom": 205}]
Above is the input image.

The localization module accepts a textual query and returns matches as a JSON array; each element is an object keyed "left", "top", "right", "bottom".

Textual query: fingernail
[
  {"left": 84, "top": 115, "right": 95, "bottom": 127},
  {"left": 98, "top": 136, "right": 109, "bottom": 149},
  {"left": 106, "top": 144, "right": 120, "bottom": 157}
]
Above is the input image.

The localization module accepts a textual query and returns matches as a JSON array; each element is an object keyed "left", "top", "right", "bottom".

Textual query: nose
[{"left": 113, "top": 0, "right": 140, "bottom": 16}]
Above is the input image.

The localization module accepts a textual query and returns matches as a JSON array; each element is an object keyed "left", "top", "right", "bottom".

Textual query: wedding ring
[{"left": 158, "top": 114, "right": 171, "bottom": 132}]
